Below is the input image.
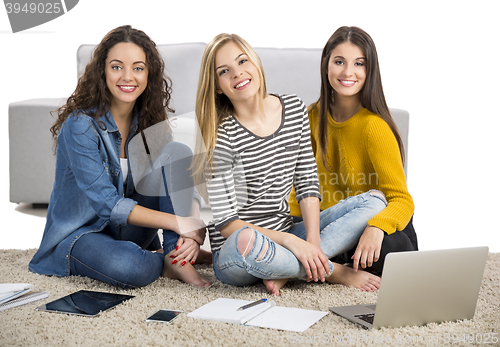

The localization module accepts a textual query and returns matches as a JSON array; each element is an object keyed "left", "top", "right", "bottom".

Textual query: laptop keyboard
[{"left": 355, "top": 313, "right": 374, "bottom": 324}]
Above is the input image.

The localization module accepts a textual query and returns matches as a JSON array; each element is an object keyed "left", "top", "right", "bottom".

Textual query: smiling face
[
  {"left": 214, "top": 41, "right": 261, "bottom": 105},
  {"left": 327, "top": 42, "right": 366, "bottom": 100},
  {"left": 105, "top": 42, "right": 148, "bottom": 109}
]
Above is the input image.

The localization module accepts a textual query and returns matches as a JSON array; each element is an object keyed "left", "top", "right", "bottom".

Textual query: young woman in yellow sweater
[{"left": 289, "top": 26, "right": 418, "bottom": 275}]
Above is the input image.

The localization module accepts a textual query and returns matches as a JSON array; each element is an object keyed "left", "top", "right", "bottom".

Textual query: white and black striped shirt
[{"left": 207, "top": 94, "right": 321, "bottom": 253}]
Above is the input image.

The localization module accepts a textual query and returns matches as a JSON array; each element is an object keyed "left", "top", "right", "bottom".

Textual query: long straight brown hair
[{"left": 315, "top": 26, "right": 405, "bottom": 169}]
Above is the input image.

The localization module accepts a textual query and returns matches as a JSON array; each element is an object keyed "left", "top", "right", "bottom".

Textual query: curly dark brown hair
[{"left": 51, "top": 25, "right": 173, "bottom": 147}]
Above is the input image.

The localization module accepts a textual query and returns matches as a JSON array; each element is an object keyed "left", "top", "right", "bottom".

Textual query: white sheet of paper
[{"left": 246, "top": 306, "right": 328, "bottom": 332}]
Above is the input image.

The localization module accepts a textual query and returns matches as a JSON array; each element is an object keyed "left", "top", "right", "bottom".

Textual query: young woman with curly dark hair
[{"left": 30, "top": 25, "right": 211, "bottom": 288}]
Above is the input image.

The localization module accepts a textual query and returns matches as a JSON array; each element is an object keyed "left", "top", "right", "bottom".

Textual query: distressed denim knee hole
[
  {"left": 256, "top": 239, "right": 269, "bottom": 261},
  {"left": 236, "top": 228, "right": 255, "bottom": 257}
]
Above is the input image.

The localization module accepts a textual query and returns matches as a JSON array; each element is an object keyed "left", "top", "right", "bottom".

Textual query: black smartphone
[{"left": 145, "top": 309, "right": 182, "bottom": 324}]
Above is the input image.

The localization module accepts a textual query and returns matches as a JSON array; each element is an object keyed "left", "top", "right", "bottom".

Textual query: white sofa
[{"left": 8, "top": 43, "right": 409, "bottom": 205}]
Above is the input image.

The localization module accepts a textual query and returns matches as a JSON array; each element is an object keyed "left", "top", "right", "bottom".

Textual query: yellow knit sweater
[{"left": 289, "top": 105, "right": 414, "bottom": 234}]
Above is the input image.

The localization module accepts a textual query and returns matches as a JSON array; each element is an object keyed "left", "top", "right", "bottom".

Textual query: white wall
[{"left": 1, "top": 0, "right": 499, "bottom": 251}]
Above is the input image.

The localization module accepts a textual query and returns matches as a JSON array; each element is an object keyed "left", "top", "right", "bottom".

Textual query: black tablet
[{"left": 36, "top": 290, "right": 134, "bottom": 317}]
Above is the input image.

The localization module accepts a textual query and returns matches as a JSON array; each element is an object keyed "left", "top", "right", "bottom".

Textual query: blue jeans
[
  {"left": 69, "top": 142, "right": 195, "bottom": 288},
  {"left": 213, "top": 191, "right": 387, "bottom": 286}
]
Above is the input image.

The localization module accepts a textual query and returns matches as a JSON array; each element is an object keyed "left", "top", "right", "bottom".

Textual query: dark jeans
[
  {"left": 70, "top": 142, "right": 195, "bottom": 288},
  {"left": 292, "top": 215, "right": 418, "bottom": 275}
]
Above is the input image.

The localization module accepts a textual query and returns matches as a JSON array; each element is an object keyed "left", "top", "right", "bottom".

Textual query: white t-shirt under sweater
[{"left": 207, "top": 94, "right": 321, "bottom": 253}]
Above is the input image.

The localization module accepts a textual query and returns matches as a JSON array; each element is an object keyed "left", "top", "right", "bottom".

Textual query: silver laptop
[{"left": 330, "top": 246, "right": 489, "bottom": 329}]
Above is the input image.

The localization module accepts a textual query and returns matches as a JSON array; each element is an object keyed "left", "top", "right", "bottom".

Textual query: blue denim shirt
[{"left": 29, "top": 110, "right": 139, "bottom": 277}]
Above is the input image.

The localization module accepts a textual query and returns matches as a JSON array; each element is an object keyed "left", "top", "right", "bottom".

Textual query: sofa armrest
[
  {"left": 9, "top": 98, "right": 65, "bottom": 204},
  {"left": 389, "top": 108, "right": 409, "bottom": 178}
]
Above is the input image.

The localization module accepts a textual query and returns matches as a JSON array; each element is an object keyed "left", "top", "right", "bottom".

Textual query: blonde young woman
[
  {"left": 289, "top": 26, "right": 418, "bottom": 275},
  {"left": 194, "top": 33, "right": 388, "bottom": 295}
]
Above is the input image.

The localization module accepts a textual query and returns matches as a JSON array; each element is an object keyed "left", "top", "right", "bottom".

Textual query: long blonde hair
[{"left": 192, "top": 34, "right": 267, "bottom": 198}]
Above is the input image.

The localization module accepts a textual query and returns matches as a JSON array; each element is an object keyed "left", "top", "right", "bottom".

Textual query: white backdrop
[{"left": 1, "top": 0, "right": 499, "bottom": 251}]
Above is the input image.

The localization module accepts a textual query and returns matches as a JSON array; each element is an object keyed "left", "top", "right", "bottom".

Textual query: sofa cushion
[{"left": 255, "top": 47, "right": 321, "bottom": 107}]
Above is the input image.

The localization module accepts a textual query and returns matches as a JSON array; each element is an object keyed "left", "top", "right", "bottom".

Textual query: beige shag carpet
[{"left": 1, "top": 249, "right": 499, "bottom": 347}]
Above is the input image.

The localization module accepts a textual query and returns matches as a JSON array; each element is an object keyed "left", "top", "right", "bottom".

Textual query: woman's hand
[
  {"left": 286, "top": 235, "right": 331, "bottom": 282},
  {"left": 169, "top": 237, "right": 201, "bottom": 266},
  {"left": 351, "top": 226, "right": 385, "bottom": 271},
  {"left": 177, "top": 216, "right": 207, "bottom": 245}
]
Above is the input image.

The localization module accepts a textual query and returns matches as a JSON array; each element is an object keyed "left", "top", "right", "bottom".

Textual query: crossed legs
[
  {"left": 70, "top": 142, "right": 211, "bottom": 288},
  {"left": 213, "top": 190, "right": 387, "bottom": 294},
  {"left": 236, "top": 229, "right": 289, "bottom": 295}
]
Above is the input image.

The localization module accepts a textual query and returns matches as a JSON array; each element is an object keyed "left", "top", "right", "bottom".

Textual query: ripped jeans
[
  {"left": 212, "top": 190, "right": 387, "bottom": 286},
  {"left": 69, "top": 141, "right": 196, "bottom": 288}
]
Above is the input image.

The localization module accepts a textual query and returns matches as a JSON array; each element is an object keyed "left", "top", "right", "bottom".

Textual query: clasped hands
[
  {"left": 287, "top": 235, "right": 331, "bottom": 283},
  {"left": 169, "top": 216, "right": 207, "bottom": 266}
]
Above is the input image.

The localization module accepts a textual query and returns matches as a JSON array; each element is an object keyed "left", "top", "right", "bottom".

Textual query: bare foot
[
  {"left": 161, "top": 252, "right": 212, "bottom": 287},
  {"left": 194, "top": 249, "right": 213, "bottom": 265},
  {"left": 263, "top": 278, "right": 289, "bottom": 296},
  {"left": 326, "top": 263, "right": 380, "bottom": 291}
]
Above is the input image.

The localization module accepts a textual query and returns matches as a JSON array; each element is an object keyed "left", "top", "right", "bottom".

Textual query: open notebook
[
  {"left": 187, "top": 298, "right": 328, "bottom": 332},
  {"left": 0, "top": 283, "right": 33, "bottom": 304},
  {"left": 0, "top": 283, "right": 48, "bottom": 311}
]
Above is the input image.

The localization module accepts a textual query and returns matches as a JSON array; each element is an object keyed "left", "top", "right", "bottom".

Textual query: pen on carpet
[{"left": 237, "top": 298, "right": 267, "bottom": 311}]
